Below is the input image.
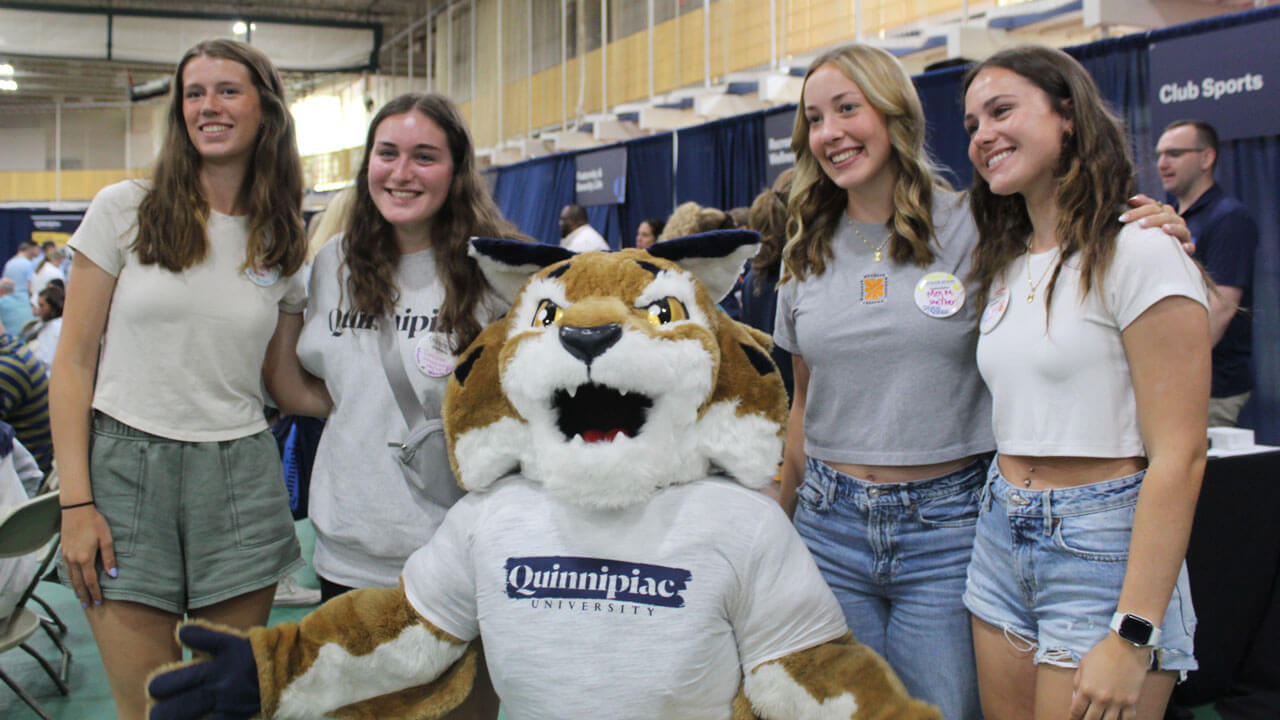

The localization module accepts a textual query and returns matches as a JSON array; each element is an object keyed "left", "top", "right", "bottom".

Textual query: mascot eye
[
  {"left": 533, "top": 299, "right": 563, "bottom": 327},
  {"left": 644, "top": 298, "right": 688, "bottom": 326}
]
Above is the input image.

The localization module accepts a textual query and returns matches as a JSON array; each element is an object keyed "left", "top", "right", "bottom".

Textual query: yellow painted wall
[{"left": 0, "top": 169, "right": 148, "bottom": 203}]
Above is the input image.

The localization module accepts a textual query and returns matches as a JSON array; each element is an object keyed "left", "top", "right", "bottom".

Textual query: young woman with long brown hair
[
  {"left": 263, "top": 93, "right": 524, "bottom": 718},
  {"left": 52, "top": 39, "right": 308, "bottom": 719},
  {"left": 962, "top": 45, "right": 1208, "bottom": 720}
]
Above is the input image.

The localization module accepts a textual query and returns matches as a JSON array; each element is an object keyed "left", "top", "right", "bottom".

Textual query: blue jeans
[
  {"left": 795, "top": 457, "right": 984, "bottom": 720},
  {"left": 963, "top": 460, "right": 1197, "bottom": 673}
]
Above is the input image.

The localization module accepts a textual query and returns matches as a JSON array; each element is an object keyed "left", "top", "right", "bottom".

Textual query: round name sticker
[
  {"left": 245, "top": 265, "right": 280, "bottom": 287},
  {"left": 980, "top": 287, "right": 1011, "bottom": 334},
  {"left": 415, "top": 333, "right": 456, "bottom": 377},
  {"left": 913, "top": 272, "right": 965, "bottom": 318}
]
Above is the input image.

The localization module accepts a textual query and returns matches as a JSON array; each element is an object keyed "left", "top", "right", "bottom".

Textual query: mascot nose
[{"left": 559, "top": 323, "right": 622, "bottom": 364}]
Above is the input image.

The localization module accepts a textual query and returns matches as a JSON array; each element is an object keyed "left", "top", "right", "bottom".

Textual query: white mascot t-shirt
[{"left": 403, "top": 475, "right": 848, "bottom": 720}]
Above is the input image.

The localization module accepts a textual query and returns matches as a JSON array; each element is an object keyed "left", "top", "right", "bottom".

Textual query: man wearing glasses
[{"left": 1156, "top": 119, "right": 1258, "bottom": 427}]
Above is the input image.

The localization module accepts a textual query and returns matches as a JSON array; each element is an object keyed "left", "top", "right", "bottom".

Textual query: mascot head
[{"left": 443, "top": 231, "right": 788, "bottom": 509}]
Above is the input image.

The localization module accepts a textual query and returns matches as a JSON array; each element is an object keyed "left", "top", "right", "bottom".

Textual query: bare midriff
[
  {"left": 823, "top": 455, "right": 983, "bottom": 484},
  {"left": 997, "top": 454, "right": 1147, "bottom": 490}
]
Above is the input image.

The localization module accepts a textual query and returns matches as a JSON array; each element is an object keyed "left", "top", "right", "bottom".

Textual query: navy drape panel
[
  {"left": 619, "top": 133, "right": 674, "bottom": 248},
  {"left": 914, "top": 65, "right": 971, "bottom": 188},
  {"left": 491, "top": 154, "right": 575, "bottom": 245},
  {"left": 675, "top": 111, "right": 767, "bottom": 211}
]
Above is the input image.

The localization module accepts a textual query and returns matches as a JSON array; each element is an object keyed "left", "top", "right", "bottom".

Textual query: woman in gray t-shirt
[{"left": 775, "top": 44, "right": 1186, "bottom": 720}]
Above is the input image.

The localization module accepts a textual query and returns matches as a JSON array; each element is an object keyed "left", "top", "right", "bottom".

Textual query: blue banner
[
  {"left": 1149, "top": 17, "right": 1280, "bottom": 142},
  {"left": 574, "top": 146, "right": 627, "bottom": 206}
]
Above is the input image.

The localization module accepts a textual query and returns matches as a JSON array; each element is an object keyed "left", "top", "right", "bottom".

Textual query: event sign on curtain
[
  {"left": 1148, "top": 16, "right": 1278, "bottom": 141},
  {"left": 575, "top": 146, "right": 627, "bottom": 206},
  {"left": 763, "top": 108, "right": 797, "bottom": 187}
]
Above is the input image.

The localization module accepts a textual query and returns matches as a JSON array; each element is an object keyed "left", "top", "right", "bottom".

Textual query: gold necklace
[
  {"left": 848, "top": 215, "right": 890, "bottom": 262},
  {"left": 1025, "top": 241, "right": 1058, "bottom": 303}
]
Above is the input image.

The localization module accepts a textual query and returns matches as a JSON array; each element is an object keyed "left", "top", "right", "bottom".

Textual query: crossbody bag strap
[{"left": 377, "top": 316, "right": 430, "bottom": 434}]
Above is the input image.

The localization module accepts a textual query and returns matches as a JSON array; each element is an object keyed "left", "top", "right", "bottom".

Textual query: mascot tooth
[{"left": 147, "top": 231, "right": 941, "bottom": 720}]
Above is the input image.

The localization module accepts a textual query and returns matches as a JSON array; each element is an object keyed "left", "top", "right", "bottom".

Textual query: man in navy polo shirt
[{"left": 1157, "top": 119, "right": 1258, "bottom": 426}]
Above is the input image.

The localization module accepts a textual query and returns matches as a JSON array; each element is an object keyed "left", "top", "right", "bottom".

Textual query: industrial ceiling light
[
  {"left": 0, "top": 79, "right": 17, "bottom": 91},
  {"left": 0, "top": 63, "right": 13, "bottom": 76}
]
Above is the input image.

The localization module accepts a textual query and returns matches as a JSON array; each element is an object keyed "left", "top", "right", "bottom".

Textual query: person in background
[
  {"left": 1156, "top": 119, "right": 1257, "bottom": 427},
  {"left": 558, "top": 203, "right": 609, "bottom": 252},
  {"left": 963, "top": 45, "right": 1207, "bottom": 720},
  {"left": 2, "top": 241, "right": 40, "bottom": 302},
  {"left": 51, "top": 38, "right": 308, "bottom": 720},
  {"left": 0, "top": 317, "right": 52, "bottom": 475},
  {"left": 22, "top": 284, "right": 63, "bottom": 369},
  {"left": 634, "top": 217, "right": 664, "bottom": 250},
  {"left": 0, "top": 421, "right": 39, "bottom": 621},
  {"left": 0, "top": 278, "right": 34, "bottom": 339},
  {"left": 741, "top": 169, "right": 794, "bottom": 399},
  {"left": 28, "top": 247, "right": 65, "bottom": 306}
]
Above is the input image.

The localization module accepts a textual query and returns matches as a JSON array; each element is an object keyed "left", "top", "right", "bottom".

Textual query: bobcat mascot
[{"left": 147, "top": 231, "right": 939, "bottom": 720}]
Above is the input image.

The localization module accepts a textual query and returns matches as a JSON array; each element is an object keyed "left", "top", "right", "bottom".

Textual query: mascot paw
[{"left": 148, "top": 623, "right": 261, "bottom": 720}]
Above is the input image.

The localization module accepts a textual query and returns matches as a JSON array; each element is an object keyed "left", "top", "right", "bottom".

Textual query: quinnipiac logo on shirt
[{"left": 505, "top": 556, "right": 691, "bottom": 609}]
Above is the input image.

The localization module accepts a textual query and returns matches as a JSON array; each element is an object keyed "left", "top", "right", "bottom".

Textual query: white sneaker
[{"left": 274, "top": 576, "right": 321, "bottom": 607}]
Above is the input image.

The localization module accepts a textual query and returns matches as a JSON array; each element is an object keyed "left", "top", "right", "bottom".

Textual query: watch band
[{"left": 1110, "top": 612, "right": 1162, "bottom": 647}]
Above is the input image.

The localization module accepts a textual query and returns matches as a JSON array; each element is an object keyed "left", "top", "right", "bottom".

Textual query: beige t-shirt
[{"left": 69, "top": 180, "right": 306, "bottom": 441}]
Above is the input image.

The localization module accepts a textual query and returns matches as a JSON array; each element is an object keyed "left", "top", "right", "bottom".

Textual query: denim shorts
[
  {"left": 59, "top": 413, "right": 302, "bottom": 613},
  {"left": 795, "top": 457, "right": 985, "bottom": 720},
  {"left": 962, "top": 459, "right": 1197, "bottom": 672}
]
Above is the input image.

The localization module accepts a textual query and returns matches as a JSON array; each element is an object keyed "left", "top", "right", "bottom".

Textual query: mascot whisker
[{"left": 146, "top": 231, "right": 940, "bottom": 720}]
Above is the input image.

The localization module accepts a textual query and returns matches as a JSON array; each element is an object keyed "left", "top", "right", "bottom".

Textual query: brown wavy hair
[
  {"left": 782, "top": 44, "right": 951, "bottom": 283},
  {"left": 747, "top": 169, "right": 792, "bottom": 295},
  {"left": 342, "top": 93, "right": 526, "bottom": 352},
  {"left": 134, "top": 39, "right": 305, "bottom": 275},
  {"left": 966, "top": 45, "right": 1132, "bottom": 315}
]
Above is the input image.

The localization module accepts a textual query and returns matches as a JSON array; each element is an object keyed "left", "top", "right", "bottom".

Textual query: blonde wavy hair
[
  {"left": 782, "top": 44, "right": 951, "bottom": 283},
  {"left": 657, "top": 201, "right": 734, "bottom": 242}
]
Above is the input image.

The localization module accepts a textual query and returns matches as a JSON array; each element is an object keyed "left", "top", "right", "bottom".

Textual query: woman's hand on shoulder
[
  {"left": 1121, "top": 195, "right": 1193, "bottom": 254},
  {"left": 60, "top": 504, "right": 116, "bottom": 608},
  {"left": 1069, "top": 632, "right": 1152, "bottom": 720}
]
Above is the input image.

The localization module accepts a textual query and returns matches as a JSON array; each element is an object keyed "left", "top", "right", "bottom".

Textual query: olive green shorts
[{"left": 60, "top": 413, "right": 302, "bottom": 613}]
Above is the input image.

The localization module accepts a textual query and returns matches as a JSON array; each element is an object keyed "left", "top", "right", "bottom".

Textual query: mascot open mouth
[{"left": 553, "top": 383, "right": 653, "bottom": 443}]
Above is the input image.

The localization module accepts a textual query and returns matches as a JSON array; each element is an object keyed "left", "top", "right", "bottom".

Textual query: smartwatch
[{"left": 1110, "top": 612, "right": 1161, "bottom": 647}]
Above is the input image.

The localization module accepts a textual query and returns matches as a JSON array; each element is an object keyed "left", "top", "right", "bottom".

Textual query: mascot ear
[
  {"left": 469, "top": 238, "right": 576, "bottom": 305},
  {"left": 646, "top": 229, "right": 759, "bottom": 304}
]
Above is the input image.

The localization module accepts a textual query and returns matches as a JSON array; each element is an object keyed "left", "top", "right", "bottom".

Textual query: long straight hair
[
  {"left": 965, "top": 45, "right": 1132, "bottom": 315},
  {"left": 341, "top": 93, "right": 526, "bottom": 353},
  {"left": 782, "top": 44, "right": 951, "bottom": 283},
  {"left": 134, "top": 39, "right": 306, "bottom": 276}
]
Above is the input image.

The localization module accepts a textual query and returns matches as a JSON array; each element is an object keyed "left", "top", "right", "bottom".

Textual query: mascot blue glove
[{"left": 148, "top": 623, "right": 260, "bottom": 720}]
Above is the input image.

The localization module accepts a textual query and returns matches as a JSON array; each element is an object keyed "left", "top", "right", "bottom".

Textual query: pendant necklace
[{"left": 848, "top": 215, "right": 890, "bottom": 262}]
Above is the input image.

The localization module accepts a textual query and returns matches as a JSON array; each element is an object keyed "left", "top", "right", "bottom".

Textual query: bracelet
[{"left": 60, "top": 500, "right": 95, "bottom": 511}]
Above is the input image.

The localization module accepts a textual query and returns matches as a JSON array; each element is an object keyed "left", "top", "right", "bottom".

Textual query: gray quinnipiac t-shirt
[{"left": 774, "top": 190, "right": 994, "bottom": 466}]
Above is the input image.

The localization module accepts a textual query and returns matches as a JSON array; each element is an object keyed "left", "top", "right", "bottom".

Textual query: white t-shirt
[
  {"left": 69, "top": 181, "right": 307, "bottom": 441},
  {"left": 561, "top": 224, "right": 609, "bottom": 253},
  {"left": 0, "top": 440, "right": 36, "bottom": 620},
  {"left": 976, "top": 224, "right": 1209, "bottom": 457},
  {"left": 297, "top": 239, "right": 505, "bottom": 588},
  {"left": 403, "top": 476, "right": 848, "bottom": 720},
  {"left": 32, "top": 317, "right": 60, "bottom": 369},
  {"left": 28, "top": 262, "right": 63, "bottom": 305}
]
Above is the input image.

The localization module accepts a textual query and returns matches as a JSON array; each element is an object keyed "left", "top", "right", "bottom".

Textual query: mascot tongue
[{"left": 582, "top": 428, "right": 624, "bottom": 443}]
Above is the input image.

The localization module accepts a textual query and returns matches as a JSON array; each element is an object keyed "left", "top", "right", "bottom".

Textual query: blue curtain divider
[{"left": 674, "top": 109, "right": 769, "bottom": 212}]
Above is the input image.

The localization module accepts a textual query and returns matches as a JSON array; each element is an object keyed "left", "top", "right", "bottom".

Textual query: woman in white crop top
[
  {"left": 962, "top": 46, "right": 1210, "bottom": 720},
  {"left": 51, "top": 40, "right": 310, "bottom": 719}
]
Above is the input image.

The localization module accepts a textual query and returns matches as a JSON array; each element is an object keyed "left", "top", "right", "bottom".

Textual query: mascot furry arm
[{"left": 147, "top": 231, "right": 939, "bottom": 720}]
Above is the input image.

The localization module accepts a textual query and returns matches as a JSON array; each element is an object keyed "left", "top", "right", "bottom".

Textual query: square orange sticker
[{"left": 861, "top": 274, "right": 886, "bottom": 304}]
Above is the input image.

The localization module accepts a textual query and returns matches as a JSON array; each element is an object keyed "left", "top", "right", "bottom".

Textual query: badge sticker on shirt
[
  {"left": 415, "top": 333, "right": 456, "bottom": 377},
  {"left": 861, "top": 274, "right": 887, "bottom": 305},
  {"left": 980, "top": 287, "right": 1011, "bottom": 334},
  {"left": 914, "top": 272, "right": 965, "bottom": 318},
  {"left": 245, "top": 265, "right": 280, "bottom": 287}
]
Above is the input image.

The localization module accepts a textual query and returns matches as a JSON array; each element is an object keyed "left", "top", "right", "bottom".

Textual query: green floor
[{"left": 1, "top": 520, "right": 1221, "bottom": 720}]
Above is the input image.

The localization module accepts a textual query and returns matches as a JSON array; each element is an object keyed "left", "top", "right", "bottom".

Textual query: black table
[{"left": 1169, "top": 449, "right": 1280, "bottom": 719}]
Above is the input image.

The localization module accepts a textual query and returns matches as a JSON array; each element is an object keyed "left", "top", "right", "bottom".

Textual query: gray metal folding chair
[{"left": 0, "top": 491, "right": 70, "bottom": 720}]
